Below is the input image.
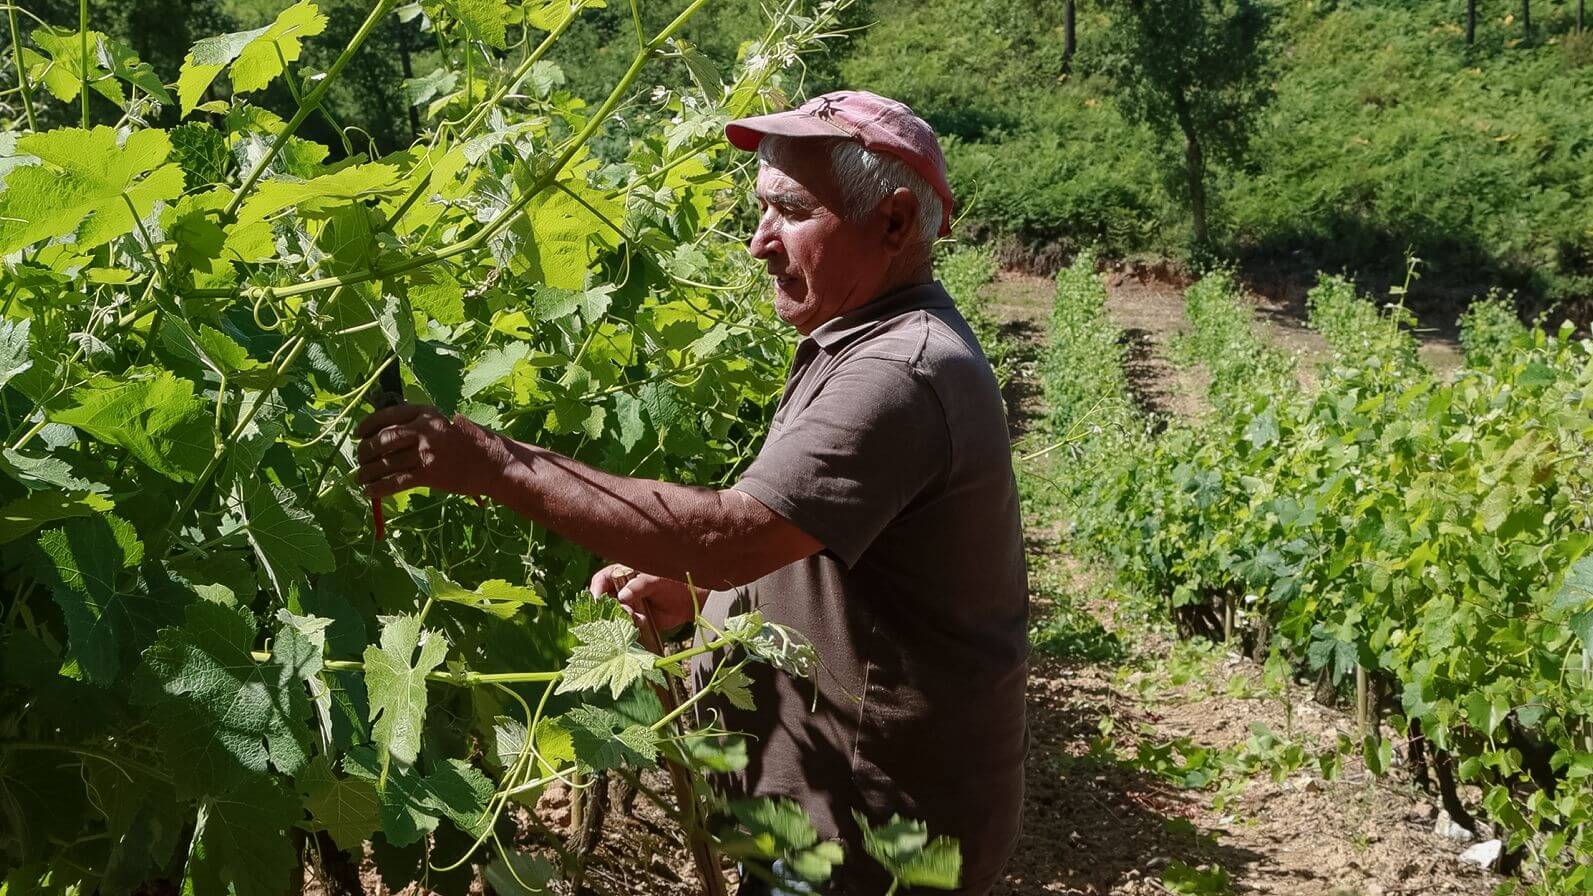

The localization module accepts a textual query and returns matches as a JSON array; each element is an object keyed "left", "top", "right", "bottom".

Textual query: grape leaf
[
  {"left": 0, "top": 489, "right": 114, "bottom": 544},
  {"left": 483, "top": 853, "right": 557, "bottom": 896},
  {"left": 854, "top": 811, "right": 962, "bottom": 891},
  {"left": 405, "top": 268, "right": 467, "bottom": 325},
  {"left": 53, "top": 371, "right": 215, "bottom": 483},
  {"left": 462, "top": 343, "right": 530, "bottom": 399},
  {"left": 556, "top": 619, "right": 665, "bottom": 700},
  {"left": 343, "top": 746, "right": 493, "bottom": 846},
  {"left": 1552, "top": 555, "right": 1593, "bottom": 613},
  {"left": 722, "top": 798, "right": 843, "bottom": 885},
  {"left": 0, "top": 448, "right": 94, "bottom": 492},
  {"left": 510, "top": 169, "right": 624, "bottom": 288},
  {"left": 409, "top": 343, "right": 467, "bottom": 415},
  {"left": 233, "top": 161, "right": 403, "bottom": 231},
  {"left": 717, "top": 666, "right": 757, "bottom": 712},
  {"left": 685, "top": 734, "right": 749, "bottom": 773},
  {"left": 363, "top": 614, "right": 448, "bottom": 769},
  {"left": 34, "top": 515, "right": 142, "bottom": 685},
  {"left": 0, "top": 126, "right": 184, "bottom": 254},
  {"left": 186, "top": 776, "right": 301, "bottom": 896},
  {"left": 177, "top": 1, "right": 328, "bottom": 114},
  {"left": 424, "top": 0, "right": 511, "bottom": 48},
  {"left": 135, "top": 601, "right": 314, "bottom": 798},
  {"left": 423, "top": 758, "right": 495, "bottom": 837},
  {"left": 241, "top": 481, "right": 335, "bottom": 596},
  {"left": 558, "top": 705, "right": 658, "bottom": 772},
  {"left": 26, "top": 28, "right": 164, "bottom": 105},
  {"left": 170, "top": 122, "right": 230, "bottom": 188},
  {"left": 488, "top": 715, "right": 529, "bottom": 772},
  {"left": 0, "top": 319, "right": 33, "bottom": 390},
  {"left": 725, "top": 612, "right": 818, "bottom": 678},
  {"left": 273, "top": 609, "right": 333, "bottom": 748},
  {"left": 424, "top": 567, "right": 544, "bottom": 619},
  {"left": 296, "top": 755, "right": 380, "bottom": 851},
  {"left": 1479, "top": 482, "right": 1512, "bottom": 533},
  {"left": 404, "top": 67, "right": 459, "bottom": 108}
]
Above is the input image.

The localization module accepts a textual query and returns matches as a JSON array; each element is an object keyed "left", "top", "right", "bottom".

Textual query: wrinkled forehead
[{"left": 753, "top": 145, "right": 840, "bottom": 206}]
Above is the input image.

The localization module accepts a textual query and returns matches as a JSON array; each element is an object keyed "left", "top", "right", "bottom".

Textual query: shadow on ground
[{"left": 996, "top": 651, "right": 1268, "bottom": 895}]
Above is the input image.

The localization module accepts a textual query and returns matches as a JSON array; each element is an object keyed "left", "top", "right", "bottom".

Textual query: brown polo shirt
[{"left": 691, "top": 281, "right": 1028, "bottom": 895}]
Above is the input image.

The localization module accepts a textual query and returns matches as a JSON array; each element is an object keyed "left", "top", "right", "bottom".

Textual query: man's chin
[{"left": 772, "top": 283, "right": 813, "bottom": 330}]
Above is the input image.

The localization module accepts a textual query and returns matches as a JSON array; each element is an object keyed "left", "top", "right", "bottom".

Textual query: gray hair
[{"left": 759, "top": 135, "right": 943, "bottom": 256}]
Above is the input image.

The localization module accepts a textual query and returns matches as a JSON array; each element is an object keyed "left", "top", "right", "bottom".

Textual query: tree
[
  {"left": 1522, "top": 0, "right": 1532, "bottom": 36},
  {"left": 1467, "top": 0, "right": 1477, "bottom": 44},
  {"left": 1094, "top": 0, "right": 1270, "bottom": 245},
  {"left": 1064, "top": 0, "right": 1077, "bottom": 71}
]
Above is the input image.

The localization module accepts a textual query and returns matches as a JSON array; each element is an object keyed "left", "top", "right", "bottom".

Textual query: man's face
[{"left": 748, "top": 148, "right": 886, "bottom": 335}]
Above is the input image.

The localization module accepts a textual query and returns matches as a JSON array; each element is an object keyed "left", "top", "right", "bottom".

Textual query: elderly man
[{"left": 355, "top": 90, "right": 1027, "bottom": 895}]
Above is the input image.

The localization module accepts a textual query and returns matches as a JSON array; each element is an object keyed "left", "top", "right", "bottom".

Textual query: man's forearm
[{"left": 485, "top": 437, "right": 799, "bottom": 589}]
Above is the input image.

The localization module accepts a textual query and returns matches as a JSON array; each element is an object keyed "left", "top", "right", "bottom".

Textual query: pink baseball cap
[{"left": 726, "top": 89, "right": 954, "bottom": 237}]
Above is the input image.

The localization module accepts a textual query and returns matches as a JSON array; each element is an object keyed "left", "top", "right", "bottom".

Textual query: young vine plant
[{"left": 0, "top": 1, "right": 958, "bottom": 893}]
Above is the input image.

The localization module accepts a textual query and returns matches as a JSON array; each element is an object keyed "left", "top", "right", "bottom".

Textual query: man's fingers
[
  {"left": 357, "top": 427, "right": 420, "bottom": 463},
  {"left": 363, "top": 470, "right": 418, "bottom": 499},
  {"left": 590, "top": 567, "right": 619, "bottom": 598},
  {"left": 356, "top": 403, "right": 426, "bottom": 438},
  {"left": 357, "top": 447, "right": 421, "bottom": 485}
]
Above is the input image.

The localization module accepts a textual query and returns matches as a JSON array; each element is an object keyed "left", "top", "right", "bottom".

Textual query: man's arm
[{"left": 355, "top": 405, "right": 821, "bottom": 589}]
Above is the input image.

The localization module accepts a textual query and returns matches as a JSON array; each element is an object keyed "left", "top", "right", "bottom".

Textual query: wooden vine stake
[
  {"left": 1355, "top": 665, "right": 1371, "bottom": 740},
  {"left": 640, "top": 619, "right": 729, "bottom": 896}
]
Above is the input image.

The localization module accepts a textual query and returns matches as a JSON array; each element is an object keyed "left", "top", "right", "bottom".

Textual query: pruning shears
[{"left": 369, "top": 359, "right": 405, "bottom": 541}]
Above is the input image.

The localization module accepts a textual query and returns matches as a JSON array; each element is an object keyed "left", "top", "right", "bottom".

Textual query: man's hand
[
  {"left": 356, "top": 405, "right": 514, "bottom": 499},
  {"left": 590, "top": 563, "right": 702, "bottom": 634}
]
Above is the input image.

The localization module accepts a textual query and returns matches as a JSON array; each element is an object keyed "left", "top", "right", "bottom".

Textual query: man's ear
[{"left": 877, "top": 187, "right": 920, "bottom": 255}]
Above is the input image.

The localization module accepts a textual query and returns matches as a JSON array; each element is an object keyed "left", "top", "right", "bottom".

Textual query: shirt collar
[{"left": 806, "top": 281, "right": 955, "bottom": 351}]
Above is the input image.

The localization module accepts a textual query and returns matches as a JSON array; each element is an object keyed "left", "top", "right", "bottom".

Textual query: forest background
[{"left": 14, "top": 0, "right": 1592, "bottom": 318}]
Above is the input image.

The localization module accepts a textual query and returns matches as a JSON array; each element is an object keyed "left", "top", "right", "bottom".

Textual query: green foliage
[
  {"left": 1028, "top": 587, "right": 1126, "bottom": 664},
  {"left": 834, "top": 0, "right": 1593, "bottom": 307},
  {"left": 935, "top": 244, "right": 1010, "bottom": 384},
  {"left": 854, "top": 810, "right": 964, "bottom": 892},
  {"left": 1042, "top": 249, "right": 1136, "bottom": 436},
  {"left": 1050, "top": 264, "right": 1593, "bottom": 891},
  {"left": 1459, "top": 292, "right": 1530, "bottom": 368},
  {"left": 1092, "top": 0, "right": 1271, "bottom": 242},
  {"left": 0, "top": 2, "right": 962, "bottom": 893},
  {"left": 1304, "top": 274, "right": 1421, "bottom": 377},
  {"left": 1177, "top": 267, "right": 1293, "bottom": 410}
]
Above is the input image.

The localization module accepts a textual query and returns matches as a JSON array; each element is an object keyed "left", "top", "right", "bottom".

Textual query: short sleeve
[{"left": 732, "top": 358, "right": 948, "bottom": 567}]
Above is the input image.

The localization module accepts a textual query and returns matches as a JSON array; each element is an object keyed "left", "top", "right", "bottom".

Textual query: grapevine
[
  {"left": 0, "top": 1, "right": 959, "bottom": 893},
  {"left": 1041, "top": 254, "right": 1593, "bottom": 892}
]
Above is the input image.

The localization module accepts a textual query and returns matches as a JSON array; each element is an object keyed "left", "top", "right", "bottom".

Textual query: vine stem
[
  {"left": 248, "top": 632, "right": 733, "bottom": 685},
  {"left": 190, "top": 0, "right": 715, "bottom": 301},
  {"left": 77, "top": 0, "right": 88, "bottom": 128},
  {"left": 6, "top": 3, "right": 35, "bottom": 130},
  {"left": 0, "top": 739, "right": 173, "bottom": 784}
]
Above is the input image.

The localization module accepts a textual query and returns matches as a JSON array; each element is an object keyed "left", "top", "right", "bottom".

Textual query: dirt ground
[{"left": 332, "top": 263, "right": 1497, "bottom": 896}]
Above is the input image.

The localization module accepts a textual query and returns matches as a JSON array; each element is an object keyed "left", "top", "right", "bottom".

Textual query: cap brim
[{"left": 725, "top": 110, "right": 853, "bottom": 151}]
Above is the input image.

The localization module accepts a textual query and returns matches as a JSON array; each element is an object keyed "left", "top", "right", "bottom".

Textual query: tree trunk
[
  {"left": 1063, "top": 0, "right": 1077, "bottom": 72},
  {"left": 1184, "top": 127, "right": 1208, "bottom": 246},
  {"left": 1467, "top": 0, "right": 1477, "bottom": 43},
  {"left": 1579, "top": 0, "right": 1585, "bottom": 33},
  {"left": 1522, "top": 0, "right": 1532, "bottom": 36}
]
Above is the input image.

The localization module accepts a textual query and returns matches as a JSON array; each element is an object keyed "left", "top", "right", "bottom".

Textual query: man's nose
[{"left": 748, "top": 216, "right": 778, "bottom": 260}]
